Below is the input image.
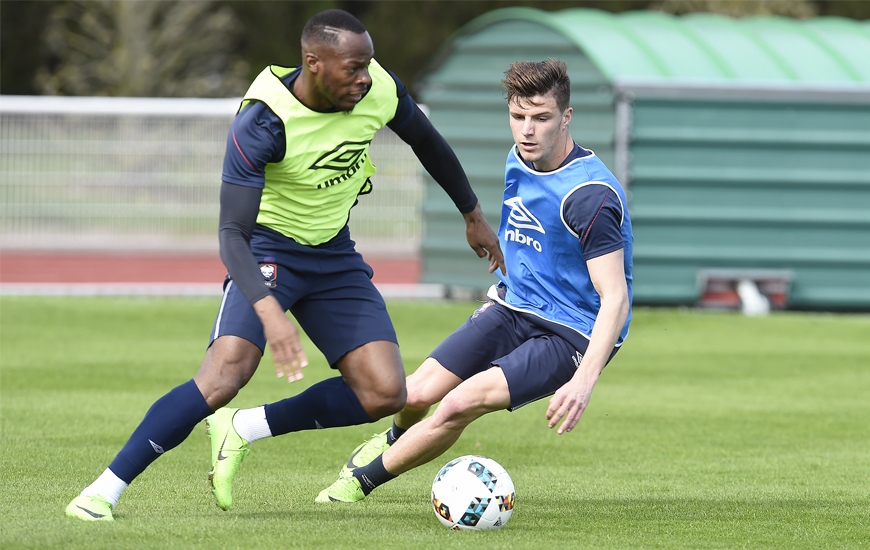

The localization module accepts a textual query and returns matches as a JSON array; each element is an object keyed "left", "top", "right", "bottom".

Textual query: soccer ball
[{"left": 431, "top": 455, "right": 516, "bottom": 530}]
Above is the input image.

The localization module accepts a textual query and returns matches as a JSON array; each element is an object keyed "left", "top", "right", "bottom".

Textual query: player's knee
[
  {"left": 362, "top": 394, "right": 406, "bottom": 419},
  {"left": 405, "top": 382, "right": 437, "bottom": 412},
  {"left": 197, "top": 336, "right": 259, "bottom": 399},
  {"left": 195, "top": 351, "right": 257, "bottom": 408},
  {"left": 359, "top": 380, "right": 406, "bottom": 419},
  {"left": 433, "top": 391, "right": 477, "bottom": 428},
  {"left": 198, "top": 363, "right": 250, "bottom": 407},
  {"left": 197, "top": 376, "right": 243, "bottom": 409}
]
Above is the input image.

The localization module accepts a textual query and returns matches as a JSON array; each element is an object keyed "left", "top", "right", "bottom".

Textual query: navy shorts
[
  {"left": 210, "top": 225, "right": 397, "bottom": 367},
  {"left": 430, "top": 301, "right": 618, "bottom": 411}
]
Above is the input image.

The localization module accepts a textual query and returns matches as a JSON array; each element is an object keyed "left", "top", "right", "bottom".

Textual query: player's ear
[
  {"left": 303, "top": 51, "right": 321, "bottom": 73},
  {"left": 562, "top": 107, "right": 572, "bottom": 129}
]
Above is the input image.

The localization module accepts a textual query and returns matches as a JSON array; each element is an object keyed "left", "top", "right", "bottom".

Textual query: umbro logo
[
  {"left": 309, "top": 140, "right": 370, "bottom": 171},
  {"left": 572, "top": 351, "right": 584, "bottom": 368},
  {"left": 149, "top": 439, "right": 164, "bottom": 454},
  {"left": 504, "top": 197, "right": 545, "bottom": 234},
  {"left": 504, "top": 197, "right": 544, "bottom": 252},
  {"left": 310, "top": 140, "right": 371, "bottom": 190}
]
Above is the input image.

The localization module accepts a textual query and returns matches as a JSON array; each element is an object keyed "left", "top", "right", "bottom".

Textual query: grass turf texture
[{"left": 1, "top": 297, "right": 868, "bottom": 549}]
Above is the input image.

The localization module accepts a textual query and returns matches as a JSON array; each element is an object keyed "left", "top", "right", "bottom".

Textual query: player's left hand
[
  {"left": 254, "top": 295, "right": 308, "bottom": 383},
  {"left": 546, "top": 378, "right": 595, "bottom": 435},
  {"left": 463, "top": 202, "right": 506, "bottom": 275}
]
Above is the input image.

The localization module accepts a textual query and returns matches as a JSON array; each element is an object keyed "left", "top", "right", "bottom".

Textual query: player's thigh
[
  {"left": 209, "top": 278, "right": 268, "bottom": 351},
  {"left": 335, "top": 339, "right": 405, "bottom": 397},
  {"left": 405, "top": 357, "right": 463, "bottom": 409},
  {"left": 434, "top": 367, "right": 511, "bottom": 425},
  {"left": 291, "top": 267, "right": 398, "bottom": 368},
  {"left": 497, "top": 334, "right": 582, "bottom": 411},
  {"left": 428, "top": 301, "right": 525, "bottom": 382}
]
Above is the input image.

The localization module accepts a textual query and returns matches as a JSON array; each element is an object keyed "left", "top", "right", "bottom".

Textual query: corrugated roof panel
[
  {"left": 740, "top": 18, "right": 853, "bottom": 82},
  {"left": 539, "top": 10, "right": 670, "bottom": 80},
  {"left": 468, "top": 20, "right": 610, "bottom": 85},
  {"left": 429, "top": 7, "right": 870, "bottom": 87},
  {"left": 680, "top": 14, "right": 795, "bottom": 81},
  {"left": 802, "top": 18, "right": 870, "bottom": 81},
  {"left": 617, "top": 11, "right": 735, "bottom": 79},
  {"left": 455, "top": 19, "right": 576, "bottom": 52},
  {"left": 427, "top": 53, "right": 522, "bottom": 88},
  {"left": 423, "top": 16, "right": 614, "bottom": 94}
]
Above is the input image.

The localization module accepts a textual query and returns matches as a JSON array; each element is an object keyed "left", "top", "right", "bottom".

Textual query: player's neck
[
  {"left": 532, "top": 134, "right": 574, "bottom": 172},
  {"left": 291, "top": 73, "right": 332, "bottom": 112}
]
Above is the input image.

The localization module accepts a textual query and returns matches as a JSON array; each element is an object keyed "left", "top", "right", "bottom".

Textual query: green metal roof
[{"left": 441, "top": 8, "right": 870, "bottom": 87}]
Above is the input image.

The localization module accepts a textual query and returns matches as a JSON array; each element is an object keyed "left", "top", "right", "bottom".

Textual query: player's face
[
  {"left": 508, "top": 94, "right": 572, "bottom": 172},
  {"left": 310, "top": 30, "right": 374, "bottom": 112}
]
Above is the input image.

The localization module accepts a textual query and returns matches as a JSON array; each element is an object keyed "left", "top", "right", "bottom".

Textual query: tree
[
  {"left": 35, "top": 0, "right": 250, "bottom": 97},
  {"left": 652, "top": 0, "right": 817, "bottom": 17},
  {"left": 5, "top": 0, "right": 868, "bottom": 97}
]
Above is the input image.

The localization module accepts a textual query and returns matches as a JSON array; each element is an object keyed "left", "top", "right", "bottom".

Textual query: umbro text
[
  {"left": 505, "top": 229, "right": 542, "bottom": 252},
  {"left": 317, "top": 154, "right": 365, "bottom": 189}
]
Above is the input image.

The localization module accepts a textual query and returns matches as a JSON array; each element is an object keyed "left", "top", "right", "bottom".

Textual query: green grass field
[{"left": 1, "top": 297, "right": 868, "bottom": 549}]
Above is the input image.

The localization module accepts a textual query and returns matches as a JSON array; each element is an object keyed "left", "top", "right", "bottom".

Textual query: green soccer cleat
[
  {"left": 65, "top": 494, "right": 114, "bottom": 522},
  {"left": 315, "top": 475, "right": 366, "bottom": 503},
  {"left": 339, "top": 428, "right": 390, "bottom": 478},
  {"left": 205, "top": 407, "right": 250, "bottom": 511}
]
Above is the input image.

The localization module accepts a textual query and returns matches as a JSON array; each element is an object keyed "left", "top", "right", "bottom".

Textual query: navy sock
[
  {"left": 353, "top": 454, "right": 397, "bottom": 495},
  {"left": 388, "top": 420, "right": 406, "bottom": 445},
  {"left": 109, "top": 379, "right": 213, "bottom": 484},
  {"left": 264, "top": 376, "right": 374, "bottom": 436}
]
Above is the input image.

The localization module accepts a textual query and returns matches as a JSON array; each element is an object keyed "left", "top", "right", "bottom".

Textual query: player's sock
[
  {"left": 81, "top": 468, "right": 127, "bottom": 507},
  {"left": 264, "top": 376, "right": 374, "bottom": 436},
  {"left": 108, "top": 379, "right": 213, "bottom": 483},
  {"left": 352, "top": 454, "right": 397, "bottom": 495},
  {"left": 387, "top": 421, "right": 406, "bottom": 445},
  {"left": 232, "top": 406, "right": 272, "bottom": 443}
]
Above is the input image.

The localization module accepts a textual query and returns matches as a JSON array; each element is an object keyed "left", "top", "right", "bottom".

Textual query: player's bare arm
[
  {"left": 387, "top": 94, "right": 500, "bottom": 274},
  {"left": 546, "top": 248, "right": 629, "bottom": 434},
  {"left": 463, "top": 201, "right": 506, "bottom": 274}
]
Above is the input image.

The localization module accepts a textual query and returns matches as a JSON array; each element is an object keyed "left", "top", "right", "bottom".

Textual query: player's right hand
[{"left": 463, "top": 202, "right": 506, "bottom": 275}]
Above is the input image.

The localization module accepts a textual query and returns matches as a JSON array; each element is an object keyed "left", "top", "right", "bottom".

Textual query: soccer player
[
  {"left": 65, "top": 9, "right": 502, "bottom": 521},
  {"left": 315, "top": 58, "right": 633, "bottom": 503}
]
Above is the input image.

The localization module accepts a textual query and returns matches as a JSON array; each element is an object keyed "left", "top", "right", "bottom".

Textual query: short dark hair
[
  {"left": 302, "top": 9, "right": 367, "bottom": 46},
  {"left": 502, "top": 59, "right": 570, "bottom": 112}
]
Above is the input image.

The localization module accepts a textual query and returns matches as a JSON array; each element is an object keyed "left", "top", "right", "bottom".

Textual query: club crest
[{"left": 259, "top": 257, "right": 277, "bottom": 289}]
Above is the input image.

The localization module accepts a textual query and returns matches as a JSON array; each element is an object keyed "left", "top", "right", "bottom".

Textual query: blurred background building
[{"left": 415, "top": 7, "right": 870, "bottom": 310}]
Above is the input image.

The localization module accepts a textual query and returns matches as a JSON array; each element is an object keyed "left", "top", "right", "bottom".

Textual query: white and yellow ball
[{"left": 431, "top": 455, "right": 516, "bottom": 530}]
